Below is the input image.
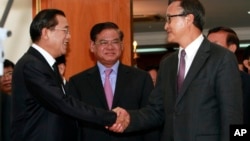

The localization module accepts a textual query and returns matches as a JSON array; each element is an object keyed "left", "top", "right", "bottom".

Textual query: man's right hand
[{"left": 107, "top": 107, "right": 130, "bottom": 133}]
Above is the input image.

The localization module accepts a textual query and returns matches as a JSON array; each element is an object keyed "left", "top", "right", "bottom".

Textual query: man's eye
[
  {"left": 100, "top": 42, "right": 108, "bottom": 45},
  {"left": 112, "top": 41, "right": 120, "bottom": 44}
]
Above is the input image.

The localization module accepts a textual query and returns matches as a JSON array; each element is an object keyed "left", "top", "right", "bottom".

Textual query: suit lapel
[
  {"left": 87, "top": 66, "right": 110, "bottom": 109},
  {"left": 27, "top": 47, "right": 54, "bottom": 74},
  {"left": 168, "top": 52, "right": 179, "bottom": 97},
  {"left": 28, "top": 47, "right": 49, "bottom": 65},
  {"left": 28, "top": 47, "right": 67, "bottom": 94},
  {"left": 176, "top": 39, "right": 210, "bottom": 104},
  {"left": 112, "top": 64, "right": 129, "bottom": 107}
]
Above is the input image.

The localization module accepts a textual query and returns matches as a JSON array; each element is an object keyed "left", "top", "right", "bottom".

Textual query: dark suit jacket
[
  {"left": 127, "top": 38, "right": 243, "bottom": 141},
  {"left": 1, "top": 93, "right": 11, "bottom": 141},
  {"left": 240, "top": 71, "right": 250, "bottom": 124},
  {"left": 68, "top": 64, "right": 160, "bottom": 141},
  {"left": 11, "top": 47, "right": 116, "bottom": 141}
]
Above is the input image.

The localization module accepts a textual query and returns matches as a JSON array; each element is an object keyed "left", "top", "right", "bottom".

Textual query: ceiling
[{"left": 133, "top": 0, "right": 250, "bottom": 49}]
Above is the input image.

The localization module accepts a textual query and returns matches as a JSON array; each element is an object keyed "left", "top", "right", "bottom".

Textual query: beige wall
[{"left": 0, "top": 0, "right": 32, "bottom": 63}]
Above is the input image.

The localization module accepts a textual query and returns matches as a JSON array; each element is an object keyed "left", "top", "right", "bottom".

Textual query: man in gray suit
[{"left": 109, "top": 0, "right": 243, "bottom": 141}]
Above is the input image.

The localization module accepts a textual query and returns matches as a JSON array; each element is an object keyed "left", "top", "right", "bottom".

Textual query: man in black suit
[
  {"left": 68, "top": 22, "right": 159, "bottom": 141},
  {"left": 11, "top": 9, "right": 119, "bottom": 141},
  {"left": 207, "top": 26, "right": 250, "bottom": 124},
  {"left": 109, "top": 0, "right": 243, "bottom": 141},
  {"left": 0, "top": 59, "right": 14, "bottom": 141}
]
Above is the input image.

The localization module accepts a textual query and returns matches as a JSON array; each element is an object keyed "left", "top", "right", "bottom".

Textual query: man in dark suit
[
  {"left": 0, "top": 59, "right": 14, "bottom": 141},
  {"left": 109, "top": 0, "right": 243, "bottom": 141},
  {"left": 68, "top": 22, "right": 159, "bottom": 141},
  {"left": 11, "top": 9, "right": 119, "bottom": 141},
  {"left": 207, "top": 26, "right": 250, "bottom": 124}
]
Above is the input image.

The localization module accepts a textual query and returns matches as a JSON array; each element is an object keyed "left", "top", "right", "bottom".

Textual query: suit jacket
[
  {"left": 11, "top": 47, "right": 116, "bottom": 141},
  {"left": 127, "top": 38, "right": 243, "bottom": 141},
  {"left": 68, "top": 63, "right": 160, "bottom": 141},
  {"left": 240, "top": 71, "right": 250, "bottom": 124},
  {"left": 1, "top": 93, "right": 11, "bottom": 141}
]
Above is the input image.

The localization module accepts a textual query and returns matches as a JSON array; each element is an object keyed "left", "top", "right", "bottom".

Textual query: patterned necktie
[
  {"left": 104, "top": 69, "right": 113, "bottom": 109},
  {"left": 177, "top": 50, "right": 186, "bottom": 94}
]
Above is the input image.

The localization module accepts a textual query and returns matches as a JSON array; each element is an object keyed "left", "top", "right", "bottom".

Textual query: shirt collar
[
  {"left": 32, "top": 43, "right": 56, "bottom": 67},
  {"left": 179, "top": 34, "right": 204, "bottom": 56},
  {"left": 97, "top": 61, "right": 119, "bottom": 75}
]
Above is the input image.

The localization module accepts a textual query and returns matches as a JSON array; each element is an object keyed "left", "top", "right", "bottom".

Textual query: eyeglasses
[
  {"left": 0, "top": 71, "right": 13, "bottom": 79},
  {"left": 165, "top": 13, "right": 187, "bottom": 23},
  {"left": 95, "top": 39, "right": 122, "bottom": 47},
  {"left": 54, "top": 28, "right": 70, "bottom": 34}
]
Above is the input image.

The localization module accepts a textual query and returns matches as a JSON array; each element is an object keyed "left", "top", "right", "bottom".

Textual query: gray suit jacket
[{"left": 128, "top": 38, "right": 243, "bottom": 141}]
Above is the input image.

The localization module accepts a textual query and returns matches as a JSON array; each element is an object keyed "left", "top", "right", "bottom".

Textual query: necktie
[
  {"left": 53, "top": 63, "right": 66, "bottom": 95},
  {"left": 104, "top": 69, "right": 113, "bottom": 110},
  {"left": 177, "top": 50, "right": 186, "bottom": 94}
]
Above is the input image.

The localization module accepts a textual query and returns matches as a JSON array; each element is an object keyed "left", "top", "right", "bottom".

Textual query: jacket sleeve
[{"left": 23, "top": 61, "right": 116, "bottom": 126}]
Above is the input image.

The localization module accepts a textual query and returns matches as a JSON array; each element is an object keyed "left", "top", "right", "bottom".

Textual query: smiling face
[
  {"left": 0, "top": 66, "right": 14, "bottom": 95},
  {"left": 90, "top": 28, "right": 123, "bottom": 67},
  {"left": 164, "top": 1, "right": 189, "bottom": 44},
  {"left": 40, "top": 15, "right": 71, "bottom": 58}
]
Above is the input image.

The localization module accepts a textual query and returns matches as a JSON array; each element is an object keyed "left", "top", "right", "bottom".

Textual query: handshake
[{"left": 106, "top": 107, "right": 130, "bottom": 133}]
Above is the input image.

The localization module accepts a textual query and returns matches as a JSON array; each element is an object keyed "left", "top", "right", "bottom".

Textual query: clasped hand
[{"left": 106, "top": 107, "right": 130, "bottom": 133}]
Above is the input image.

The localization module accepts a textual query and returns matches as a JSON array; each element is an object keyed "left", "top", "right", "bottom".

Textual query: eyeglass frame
[
  {"left": 53, "top": 27, "right": 70, "bottom": 34},
  {"left": 165, "top": 13, "right": 188, "bottom": 23},
  {"left": 94, "top": 39, "right": 122, "bottom": 47},
  {"left": 0, "top": 71, "right": 13, "bottom": 79}
]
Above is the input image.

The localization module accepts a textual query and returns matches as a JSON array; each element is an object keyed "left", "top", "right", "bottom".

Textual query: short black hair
[
  {"left": 243, "top": 45, "right": 250, "bottom": 60},
  {"left": 4, "top": 59, "right": 15, "bottom": 68},
  {"left": 207, "top": 26, "right": 240, "bottom": 50},
  {"left": 30, "top": 9, "right": 65, "bottom": 42},
  {"left": 169, "top": 0, "right": 205, "bottom": 31},
  {"left": 90, "top": 22, "right": 124, "bottom": 42}
]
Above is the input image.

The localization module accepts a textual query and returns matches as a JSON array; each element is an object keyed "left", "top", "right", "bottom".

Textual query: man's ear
[
  {"left": 228, "top": 44, "right": 237, "bottom": 53},
  {"left": 90, "top": 41, "right": 95, "bottom": 52},
  {"left": 41, "top": 28, "right": 49, "bottom": 40},
  {"left": 185, "top": 13, "right": 194, "bottom": 25}
]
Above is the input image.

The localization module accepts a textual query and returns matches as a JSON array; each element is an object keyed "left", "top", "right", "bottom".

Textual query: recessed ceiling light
[{"left": 248, "top": 11, "right": 250, "bottom": 14}]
